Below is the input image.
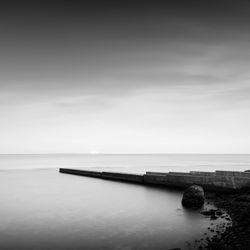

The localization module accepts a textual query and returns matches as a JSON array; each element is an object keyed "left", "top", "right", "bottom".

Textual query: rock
[
  {"left": 206, "top": 241, "right": 227, "bottom": 250},
  {"left": 182, "top": 185, "right": 205, "bottom": 208},
  {"left": 216, "top": 210, "right": 223, "bottom": 216},
  {"left": 201, "top": 209, "right": 217, "bottom": 216},
  {"left": 238, "top": 206, "right": 250, "bottom": 224},
  {"left": 234, "top": 195, "right": 250, "bottom": 202},
  {"left": 201, "top": 209, "right": 224, "bottom": 220},
  {"left": 211, "top": 215, "right": 218, "bottom": 220}
]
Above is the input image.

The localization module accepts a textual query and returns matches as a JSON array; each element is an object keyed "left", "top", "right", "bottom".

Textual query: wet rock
[
  {"left": 206, "top": 241, "right": 228, "bottom": 250},
  {"left": 202, "top": 189, "right": 250, "bottom": 249},
  {"left": 238, "top": 206, "right": 250, "bottom": 224},
  {"left": 215, "top": 210, "right": 223, "bottom": 216},
  {"left": 182, "top": 185, "right": 205, "bottom": 208},
  {"left": 201, "top": 208, "right": 223, "bottom": 220},
  {"left": 234, "top": 195, "right": 250, "bottom": 202},
  {"left": 201, "top": 209, "right": 217, "bottom": 216},
  {"left": 211, "top": 215, "right": 218, "bottom": 220},
  {"left": 206, "top": 192, "right": 216, "bottom": 199}
]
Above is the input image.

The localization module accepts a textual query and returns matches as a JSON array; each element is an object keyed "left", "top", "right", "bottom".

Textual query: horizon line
[{"left": 0, "top": 153, "right": 250, "bottom": 155}]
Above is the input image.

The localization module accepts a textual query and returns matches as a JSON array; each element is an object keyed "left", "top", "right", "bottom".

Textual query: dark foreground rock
[
  {"left": 202, "top": 189, "right": 250, "bottom": 249},
  {"left": 182, "top": 185, "right": 205, "bottom": 208},
  {"left": 201, "top": 208, "right": 224, "bottom": 221}
]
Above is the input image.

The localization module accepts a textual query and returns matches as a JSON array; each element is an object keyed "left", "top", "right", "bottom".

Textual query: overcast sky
[{"left": 0, "top": 0, "right": 250, "bottom": 154}]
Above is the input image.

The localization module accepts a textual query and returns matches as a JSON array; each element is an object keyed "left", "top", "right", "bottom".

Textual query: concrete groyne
[
  {"left": 59, "top": 168, "right": 102, "bottom": 178},
  {"left": 59, "top": 168, "right": 250, "bottom": 192},
  {"left": 59, "top": 168, "right": 143, "bottom": 184},
  {"left": 102, "top": 172, "right": 144, "bottom": 183}
]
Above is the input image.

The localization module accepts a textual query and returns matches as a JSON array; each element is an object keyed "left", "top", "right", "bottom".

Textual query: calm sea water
[
  {"left": 1, "top": 153, "right": 250, "bottom": 172},
  {"left": 0, "top": 154, "right": 248, "bottom": 250}
]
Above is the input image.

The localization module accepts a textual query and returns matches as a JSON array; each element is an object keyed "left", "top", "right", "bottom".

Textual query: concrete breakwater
[
  {"left": 59, "top": 168, "right": 144, "bottom": 183},
  {"left": 59, "top": 168, "right": 250, "bottom": 191}
]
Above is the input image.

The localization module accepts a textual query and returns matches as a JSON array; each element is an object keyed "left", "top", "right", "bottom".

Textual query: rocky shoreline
[
  {"left": 199, "top": 188, "right": 250, "bottom": 249},
  {"left": 60, "top": 169, "right": 250, "bottom": 249}
]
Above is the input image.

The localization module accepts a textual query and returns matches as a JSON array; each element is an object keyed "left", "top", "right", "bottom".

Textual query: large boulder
[{"left": 182, "top": 185, "right": 205, "bottom": 208}]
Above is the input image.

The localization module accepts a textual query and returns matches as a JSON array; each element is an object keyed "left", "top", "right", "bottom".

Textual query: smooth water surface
[
  {"left": 1, "top": 153, "right": 250, "bottom": 172},
  {"left": 0, "top": 154, "right": 245, "bottom": 249}
]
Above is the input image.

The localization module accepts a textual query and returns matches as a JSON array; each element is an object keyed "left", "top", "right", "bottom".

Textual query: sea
[{"left": 0, "top": 154, "right": 249, "bottom": 250}]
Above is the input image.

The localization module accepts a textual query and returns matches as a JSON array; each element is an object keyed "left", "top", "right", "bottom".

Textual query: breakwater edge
[
  {"left": 60, "top": 168, "right": 250, "bottom": 249},
  {"left": 59, "top": 168, "right": 250, "bottom": 192}
]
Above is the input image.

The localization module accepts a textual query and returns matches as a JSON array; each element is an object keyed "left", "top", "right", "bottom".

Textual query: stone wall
[
  {"left": 144, "top": 171, "right": 250, "bottom": 191},
  {"left": 102, "top": 172, "right": 144, "bottom": 183},
  {"left": 59, "top": 168, "right": 250, "bottom": 191},
  {"left": 60, "top": 168, "right": 143, "bottom": 183}
]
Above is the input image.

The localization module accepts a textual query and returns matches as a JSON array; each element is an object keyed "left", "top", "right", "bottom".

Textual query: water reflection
[{"left": 0, "top": 169, "right": 222, "bottom": 250}]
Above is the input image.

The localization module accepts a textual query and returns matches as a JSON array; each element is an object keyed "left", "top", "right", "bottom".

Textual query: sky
[{"left": 0, "top": 0, "right": 250, "bottom": 154}]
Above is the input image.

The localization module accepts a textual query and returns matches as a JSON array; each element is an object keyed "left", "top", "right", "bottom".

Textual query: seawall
[
  {"left": 102, "top": 172, "right": 144, "bottom": 183},
  {"left": 59, "top": 168, "right": 102, "bottom": 178},
  {"left": 60, "top": 168, "right": 143, "bottom": 183},
  {"left": 59, "top": 168, "right": 250, "bottom": 192}
]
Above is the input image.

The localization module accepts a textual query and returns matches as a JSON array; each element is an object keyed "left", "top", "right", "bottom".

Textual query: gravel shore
[{"left": 201, "top": 188, "right": 250, "bottom": 249}]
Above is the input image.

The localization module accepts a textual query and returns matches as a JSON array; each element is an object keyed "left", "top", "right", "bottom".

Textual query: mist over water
[
  {"left": 1, "top": 153, "right": 250, "bottom": 172},
  {"left": 0, "top": 169, "right": 215, "bottom": 250},
  {"left": 0, "top": 154, "right": 246, "bottom": 249}
]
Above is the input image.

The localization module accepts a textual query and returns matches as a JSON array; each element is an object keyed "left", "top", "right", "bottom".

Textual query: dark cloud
[
  {"left": 1, "top": 0, "right": 250, "bottom": 93},
  {"left": 0, "top": 1, "right": 250, "bottom": 153}
]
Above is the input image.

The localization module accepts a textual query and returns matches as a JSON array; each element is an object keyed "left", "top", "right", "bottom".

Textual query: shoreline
[
  {"left": 59, "top": 168, "right": 250, "bottom": 192},
  {"left": 198, "top": 189, "right": 250, "bottom": 249},
  {"left": 59, "top": 168, "right": 250, "bottom": 249}
]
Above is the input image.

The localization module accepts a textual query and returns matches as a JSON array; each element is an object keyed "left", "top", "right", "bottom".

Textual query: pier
[{"left": 59, "top": 168, "right": 250, "bottom": 192}]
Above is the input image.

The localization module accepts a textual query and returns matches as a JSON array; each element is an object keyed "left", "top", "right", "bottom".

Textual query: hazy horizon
[
  {"left": 1, "top": 1, "right": 250, "bottom": 154},
  {"left": 1, "top": 153, "right": 250, "bottom": 155}
]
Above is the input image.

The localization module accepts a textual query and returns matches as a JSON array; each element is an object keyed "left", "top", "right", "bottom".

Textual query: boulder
[{"left": 182, "top": 185, "right": 205, "bottom": 208}]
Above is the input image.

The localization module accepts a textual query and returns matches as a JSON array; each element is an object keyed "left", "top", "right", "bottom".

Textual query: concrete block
[
  {"left": 102, "top": 172, "right": 144, "bottom": 183},
  {"left": 59, "top": 168, "right": 102, "bottom": 177}
]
